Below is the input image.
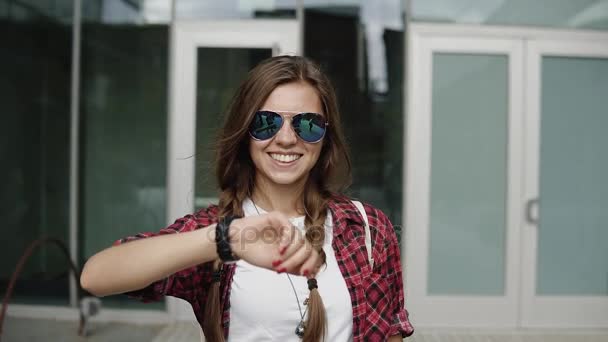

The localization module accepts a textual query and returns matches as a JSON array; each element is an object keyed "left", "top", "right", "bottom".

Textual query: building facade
[{"left": 2, "top": 0, "right": 607, "bottom": 332}]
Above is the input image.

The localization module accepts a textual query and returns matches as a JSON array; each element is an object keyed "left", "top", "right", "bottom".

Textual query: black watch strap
[{"left": 216, "top": 215, "right": 241, "bottom": 263}]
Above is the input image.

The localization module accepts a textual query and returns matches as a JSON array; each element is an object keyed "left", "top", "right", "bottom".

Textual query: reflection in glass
[
  {"left": 79, "top": 15, "right": 170, "bottom": 310},
  {"left": 538, "top": 56, "right": 608, "bottom": 296},
  {"left": 304, "top": 1, "right": 405, "bottom": 237},
  {"left": 412, "top": 0, "right": 608, "bottom": 31},
  {"left": 428, "top": 53, "right": 508, "bottom": 295},
  {"left": 0, "top": 0, "right": 73, "bottom": 305},
  {"left": 194, "top": 48, "right": 272, "bottom": 209},
  {"left": 176, "top": 0, "right": 297, "bottom": 20}
]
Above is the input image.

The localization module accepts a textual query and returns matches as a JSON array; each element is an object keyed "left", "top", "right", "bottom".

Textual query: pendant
[{"left": 295, "top": 320, "right": 306, "bottom": 338}]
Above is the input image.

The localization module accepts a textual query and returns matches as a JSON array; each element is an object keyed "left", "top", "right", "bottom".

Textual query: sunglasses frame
[{"left": 249, "top": 110, "right": 329, "bottom": 144}]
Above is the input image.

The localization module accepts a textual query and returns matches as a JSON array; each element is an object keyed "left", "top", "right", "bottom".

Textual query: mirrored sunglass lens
[
  {"left": 250, "top": 111, "right": 282, "bottom": 140},
  {"left": 293, "top": 113, "right": 326, "bottom": 142}
]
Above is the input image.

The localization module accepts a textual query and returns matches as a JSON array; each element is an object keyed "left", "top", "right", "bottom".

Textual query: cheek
[
  {"left": 249, "top": 140, "right": 271, "bottom": 164},
  {"left": 308, "top": 144, "right": 323, "bottom": 163}
]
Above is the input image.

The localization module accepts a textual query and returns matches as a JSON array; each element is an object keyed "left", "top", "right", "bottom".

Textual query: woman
[{"left": 80, "top": 55, "right": 413, "bottom": 341}]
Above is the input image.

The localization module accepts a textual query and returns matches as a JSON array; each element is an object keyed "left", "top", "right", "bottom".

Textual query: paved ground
[
  {"left": 1, "top": 317, "right": 164, "bottom": 342},
  {"left": 2, "top": 317, "right": 607, "bottom": 342}
]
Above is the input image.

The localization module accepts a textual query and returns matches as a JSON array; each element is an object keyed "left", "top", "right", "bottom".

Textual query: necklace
[
  {"left": 286, "top": 271, "right": 309, "bottom": 338},
  {"left": 251, "top": 199, "right": 308, "bottom": 338}
]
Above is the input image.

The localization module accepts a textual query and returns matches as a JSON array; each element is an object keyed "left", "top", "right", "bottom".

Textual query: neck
[{"left": 252, "top": 177, "right": 308, "bottom": 217}]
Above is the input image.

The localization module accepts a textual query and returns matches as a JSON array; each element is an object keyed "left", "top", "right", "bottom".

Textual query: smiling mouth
[{"left": 269, "top": 153, "right": 302, "bottom": 163}]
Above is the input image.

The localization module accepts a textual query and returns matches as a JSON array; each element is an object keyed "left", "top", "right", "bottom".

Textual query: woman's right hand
[{"left": 229, "top": 212, "right": 320, "bottom": 277}]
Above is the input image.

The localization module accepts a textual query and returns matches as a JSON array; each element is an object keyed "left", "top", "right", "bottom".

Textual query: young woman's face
[{"left": 249, "top": 81, "right": 324, "bottom": 189}]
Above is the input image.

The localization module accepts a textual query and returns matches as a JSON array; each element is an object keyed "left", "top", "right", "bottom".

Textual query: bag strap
[{"left": 352, "top": 200, "right": 374, "bottom": 268}]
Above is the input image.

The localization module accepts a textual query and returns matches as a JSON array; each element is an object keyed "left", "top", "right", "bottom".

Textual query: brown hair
[{"left": 203, "top": 55, "right": 351, "bottom": 342}]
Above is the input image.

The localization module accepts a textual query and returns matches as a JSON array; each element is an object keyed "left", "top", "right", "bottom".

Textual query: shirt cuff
[{"left": 389, "top": 309, "right": 415, "bottom": 338}]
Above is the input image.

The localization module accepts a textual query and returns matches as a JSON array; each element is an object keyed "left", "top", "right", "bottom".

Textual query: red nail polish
[
  {"left": 302, "top": 269, "right": 309, "bottom": 277},
  {"left": 272, "top": 260, "right": 282, "bottom": 267},
  {"left": 278, "top": 267, "right": 287, "bottom": 273},
  {"left": 280, "top": 246, "right": 287, "bottom": 255}
]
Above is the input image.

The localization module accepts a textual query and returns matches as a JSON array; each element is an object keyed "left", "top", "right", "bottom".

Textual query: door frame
[
  {"left": 404, "top": 22, "right": 608, "bottom": 329},
  {"left": 522, "top": 39, "right": 608, "bottom": 328},
  {"left": 405, "top": 27, "right": 524, "bottom": 328},
  {"left": 166, "top": 19, "right": 300, "bottom": 321},
  {"left": 2, "top": 19, "right": 300, "bottom": 326}
]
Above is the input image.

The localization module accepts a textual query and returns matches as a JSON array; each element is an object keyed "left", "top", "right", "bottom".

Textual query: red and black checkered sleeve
[
  {"left": 112, "top": 207, "right": 217, "bottom": 303},
  {"left": 375, "top": 208, "right": 415, "bottom": 338}
]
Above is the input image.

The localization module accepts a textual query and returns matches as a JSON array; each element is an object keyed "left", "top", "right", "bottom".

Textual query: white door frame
[
  {"left": 404, "top": 23, "right": 608, "bottom": 329},
  {"left": 522, "top": 39, "right": 608, "bottom": 328},
  {"left": 405, "top": 27, "right": 524, "bottom": 328},
  {"left": 2, "top": 19, "right": 299, "bottom": 326},
  {"left": 166, "top": 19, "right": 300, "bottom": 321}
]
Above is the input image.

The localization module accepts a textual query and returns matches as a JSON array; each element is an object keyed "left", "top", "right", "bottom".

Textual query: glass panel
[
  {"left": 538, "top": 56, "right": 608, "bottom": 296},
  {"left": 176, "top": 0, "right": 297, "bottom": 20},
  {"left": 0, "top": 0, "right": 73, "bottom": 23},
  {"left": 194, "top": 48, "right": 272, "bottom": 209},
  {"left": 412, "top": 0, "right": 608, "bottom": 31},
  {"left": 0, "top": 0, "right": 72, "bottom": 305},
  {"left": 303, "top": 1, "right": 405, "bottom": 239},
  {"left": 428, "top": 53, "right": 508, "bottom": 295},
  {"left": 79, "top": 17, "right": 170, "bottom": 309}
]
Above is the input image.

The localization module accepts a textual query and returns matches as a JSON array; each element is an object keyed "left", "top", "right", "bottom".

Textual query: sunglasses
[{"left": 249, "top": 110, "right": 328, "bottom": 143}]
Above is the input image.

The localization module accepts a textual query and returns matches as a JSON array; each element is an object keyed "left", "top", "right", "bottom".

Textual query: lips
[{"left": 269, "top": 153, "right": 302, "bottom": 163}]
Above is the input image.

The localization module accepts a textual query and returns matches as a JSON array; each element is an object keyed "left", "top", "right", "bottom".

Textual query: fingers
[
  {"left": 265, "top": 211, "right": 306, "bottom": 261},
  {"left": 298, "top": 249, "right": 321, "bottom": 278},
  {"left": 268, "top": 215, "right": 297, "bottom": 265},
  {"left": 236, "top": 211, "right": 323, "bottom": 276},
  {"left": 264, "top": 212, "right": 322, "bottom": 276},
  {"left": 276, "top": 240, "right": 313, "bottom": 274},
  {"left": 278, "top": 226, "right": 304, "bottom": 260},
  {"left": 229, "top": 213, "right": 289, "bottom": 265}
]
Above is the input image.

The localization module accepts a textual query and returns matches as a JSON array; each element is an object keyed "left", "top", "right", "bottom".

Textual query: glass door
[
  {"left": 522, "top": 39, "right": 608, "bottom": 328},
  {"left": 167, "top": 19, "right": 299, "bottom": 321},
  {"left": 406, "top": 30, "right": 524, "bottom": 327}
]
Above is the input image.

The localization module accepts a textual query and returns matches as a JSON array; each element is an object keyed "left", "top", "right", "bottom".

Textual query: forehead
[{"left": 261, "top": 81, "right": 323, "bottom": 114}]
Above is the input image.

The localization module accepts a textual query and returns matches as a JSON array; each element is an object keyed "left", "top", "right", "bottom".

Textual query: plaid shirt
[{"left": 116, "top": 194, "right": 414, "bottom": 341}]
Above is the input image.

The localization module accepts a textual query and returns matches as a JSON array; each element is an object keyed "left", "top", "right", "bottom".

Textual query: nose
[{"left": 274, "top": 118, "right": 298, "bottom": 146}]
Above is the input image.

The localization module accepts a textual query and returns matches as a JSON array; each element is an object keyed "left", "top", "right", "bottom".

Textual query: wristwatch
[{"left": 215, "top": 215, "right": 241, "bottom": 264}]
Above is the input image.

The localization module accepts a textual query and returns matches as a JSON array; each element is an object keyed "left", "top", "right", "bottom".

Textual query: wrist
[
  {"left": 204, "top": 225, "right": 218, "bottom": 260},
  {"left": 228, "top": 218, "right": 243, "bottom": 257}
]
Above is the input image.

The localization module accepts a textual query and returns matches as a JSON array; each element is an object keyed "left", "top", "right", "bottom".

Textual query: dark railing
[{"left": 0, "top": 237, "right": 86, "bottom": 341}]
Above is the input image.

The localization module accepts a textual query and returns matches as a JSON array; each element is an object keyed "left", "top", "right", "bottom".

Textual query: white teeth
[{"left": 270, "top": 153, "right": 301, "bottom": 163}]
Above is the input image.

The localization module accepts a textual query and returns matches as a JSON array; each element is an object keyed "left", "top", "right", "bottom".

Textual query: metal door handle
[{"left": 526, "top": 198, "right": 539, "bottom": 225}]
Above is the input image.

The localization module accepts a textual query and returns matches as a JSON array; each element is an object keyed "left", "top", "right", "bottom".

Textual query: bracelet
[{"left": 215, "top": 215, "right": 241, "bottom": 263}]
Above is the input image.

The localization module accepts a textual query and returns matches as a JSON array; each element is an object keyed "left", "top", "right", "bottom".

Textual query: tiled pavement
[{"left": 2, "top": 317, "right": 607, "bottom": 342}]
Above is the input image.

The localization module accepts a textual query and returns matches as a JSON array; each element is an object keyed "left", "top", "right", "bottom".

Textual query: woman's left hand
[{"left": 273, "top": 226, "right": 322, "bottom": 278}]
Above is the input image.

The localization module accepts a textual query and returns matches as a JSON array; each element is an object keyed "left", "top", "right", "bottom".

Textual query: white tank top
[{"left": 227, "top": 198, "right": 354, "bottom": 341}]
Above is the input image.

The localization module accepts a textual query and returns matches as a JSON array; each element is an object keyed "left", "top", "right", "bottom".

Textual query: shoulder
[
  {"left": 327, "top": 193, "right": 394, "bottom": 234},
  {"left": 358, "top": 201, "right": 394, "bottom": 241},
  {"left": 328, "top": 192, "right": 389, "bottom": 217}
]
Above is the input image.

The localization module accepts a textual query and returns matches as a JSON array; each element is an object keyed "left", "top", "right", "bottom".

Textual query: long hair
[{"left": 203, "top": 55, "right": 351, "bottom": 342}]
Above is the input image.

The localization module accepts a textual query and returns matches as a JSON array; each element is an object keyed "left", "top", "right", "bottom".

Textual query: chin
[
  {"left": 269, "top": 175, "right": 307, "bottom": 186},
  {"left": 263, "top": 170, "right": 310, "bottom": 187}
]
